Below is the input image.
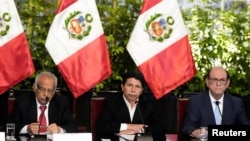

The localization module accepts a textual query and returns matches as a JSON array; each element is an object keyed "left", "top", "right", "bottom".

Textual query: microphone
[
  {"left": 134, "top": 101, "right": 153, "bottom": 141},
  {"left": 37, "top": 97, "right": 49, "bottom": 136},
  {"left": 45, "top": 97, "right": 49, "bottom": 103},
  {"left": 135, "top": 101, "right": 144, "bottom": 124}
]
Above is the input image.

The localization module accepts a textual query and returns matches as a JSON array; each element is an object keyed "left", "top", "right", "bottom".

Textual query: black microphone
[
  {"left": 37, "top": 97, "right": 49, "bottom": 136},
  {"left": 45, "top": 97, "right": 49, "bottom": 103},
  {"left": 215, "top": 101, "right": 222, "bottom": 117},
  {"left": 135, "top": 101, "right": 144, "bottom": 124},
  {"left": 134, "top": 101, "right": 153, "bottom": 141}
]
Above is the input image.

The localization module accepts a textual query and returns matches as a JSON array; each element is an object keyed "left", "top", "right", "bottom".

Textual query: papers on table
[
  {"left": 119, "top": 134, "right": 135, "bottom": 141},
  {"left": 0, "top": 132, "right": 5, "bottom": 141},
  {"left": 53, "top": 133, "right": 92, "bottom": 141}
]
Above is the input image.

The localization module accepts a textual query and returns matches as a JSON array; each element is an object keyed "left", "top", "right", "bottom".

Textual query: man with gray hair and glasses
[
  {"left": 9, "top": 71, "right": 77, "bottom": 138},
  {"left": 181, "top": 66, "right": 250, "bottom": 139}
]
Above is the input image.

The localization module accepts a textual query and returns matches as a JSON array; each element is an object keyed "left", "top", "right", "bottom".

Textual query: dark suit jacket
[
  {"left": 181, "top": 91, "right": 250, "bottom": 135},
  {"left": 9, "top": 93, "right": 77, "bottom": 136},
  {"left": 96, "top": 93, "right": 165, "bottom": 141}
]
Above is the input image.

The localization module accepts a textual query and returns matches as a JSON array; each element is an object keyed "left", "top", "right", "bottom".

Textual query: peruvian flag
[
  {"left": 127, "top": 0, "right": 197, "bottom": 99},
  {"left": 0, "top": 0, "right": 35, "bottom": 95},
  {"left": 45, "top": 0, "right": 112, "bottom": 98}
]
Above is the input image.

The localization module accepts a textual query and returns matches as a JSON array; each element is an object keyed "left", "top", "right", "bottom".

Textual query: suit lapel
[
  {"left": 132, "top": 98, "right": 148, "bottom": 124},
  {"left": 48, "top": 100, "right": 57, "bottom": 124},
  {"left": 202, "top": 92, "right": 216, "bottom": 124},
  {"left": 221, "top": 94, "right": 231, "bottom": 124},
  {"left": 119, "top": 96, "right": 132, "bottom": 122},
  {"left": 30, "top": 102, "right": 38, "bottom": 122},
  {"left": 29, "top": 95, "right": 38, "bottom": 122},
  {"left": 133, "top": 106, "right": 141, "bottom": 123}
]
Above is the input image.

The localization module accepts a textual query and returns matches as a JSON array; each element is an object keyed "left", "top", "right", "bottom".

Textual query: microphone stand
[
  {"left": 134, "top": 101, "right": 153, "bottom": 141},
  {"left": 135, "top": 101, "right": 144, "bottom": 124}
]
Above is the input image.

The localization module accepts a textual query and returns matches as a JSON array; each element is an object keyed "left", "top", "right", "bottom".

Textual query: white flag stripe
[
  {"left": 127, "top": 0, "right": 187, "bottom": 66},
  {"left": 0, "top": 0, "right": 23, "bottom": 47},
  {"left": 45, "top": 0, "right": 103, "bottom": 64}
]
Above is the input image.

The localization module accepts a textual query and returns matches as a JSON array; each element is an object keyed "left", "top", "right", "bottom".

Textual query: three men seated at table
[{"left": 9, "top": 67, "right": 250, "bottom": 140}]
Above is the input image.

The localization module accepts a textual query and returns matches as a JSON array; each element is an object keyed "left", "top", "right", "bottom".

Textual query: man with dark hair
[
  {"left": 96, "top": 70, "right": 165, "bottom": 141},
  {"left": 181, "top": 66, "right": 250, "bottom": 138}
]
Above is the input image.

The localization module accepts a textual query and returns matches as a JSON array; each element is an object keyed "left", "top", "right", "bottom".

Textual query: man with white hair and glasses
[{"left": 9, "top": 71, "right": 77, "bottom": 138}]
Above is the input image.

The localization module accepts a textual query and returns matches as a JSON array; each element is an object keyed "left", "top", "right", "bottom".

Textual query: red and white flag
[
  {"left": 45, "top": 0, "right": 112, "bottom": 98},
  {"left": 0, "top": 0, "right": 35, "bottom": 95},
  {"left": 127, "top": 0, "right": 197, "bottom": 99}
]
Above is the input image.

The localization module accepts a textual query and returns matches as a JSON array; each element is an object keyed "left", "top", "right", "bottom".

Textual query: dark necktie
[
  {"left": 39, "top": 105, "right": 47, "bottom": 132},
  {"left": 214, "top": 101, "right": 221, "bottom": 125}
]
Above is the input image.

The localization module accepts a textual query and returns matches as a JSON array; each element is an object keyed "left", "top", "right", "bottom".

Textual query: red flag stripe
[
  {"left": 140, "top": 0, "right": 162, "bottom": 14},
  {"left": 57, "top": 0, "right": 77, "bottom": 14},
  {"left": 46, "top": 0, "right": 112, "bottom": 98},
  {"left": 138, "top": 36, "right": 196, "bottom": 99},
  {"left": 0, "top": 33, "right": 35, "bottom": 94},
  {"left": 57, "top": 34, "right": 111, "bottom": 98}
]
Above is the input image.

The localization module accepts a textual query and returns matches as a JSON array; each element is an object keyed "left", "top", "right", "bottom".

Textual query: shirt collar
[
  {"left": 209, "top": 91, "right": 224, "bottom": 104},
  {"left": 36, "top": 97, "right": 49, "bottom": 108},
  {"left": 123, "top": 94, "right": 139, "bottom": 108}
]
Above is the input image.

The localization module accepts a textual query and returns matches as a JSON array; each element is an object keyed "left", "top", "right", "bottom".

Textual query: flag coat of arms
[
  {"left": 127, "top": 0, "right": 197, "bottom": 99},
  {"left": 45, "top": 0, "right": 112, "bottom": 98},
  {"left": 0, "top": 0, "right": 35, "bottom": 95}
]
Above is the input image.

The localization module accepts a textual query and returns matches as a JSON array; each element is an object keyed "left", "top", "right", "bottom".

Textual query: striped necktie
[{"left": 39, "top": 105, "right": 47, "bottom": 132}]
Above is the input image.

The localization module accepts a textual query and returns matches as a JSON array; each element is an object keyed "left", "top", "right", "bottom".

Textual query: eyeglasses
[
  {"left": 208, "top": 78, "right": 228, "bottom": 85},
  {"left": 36, "top": 85, "right": 55, "bottom": 94}
]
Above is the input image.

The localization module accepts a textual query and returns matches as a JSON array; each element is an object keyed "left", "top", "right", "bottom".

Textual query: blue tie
[{"left": 214, "top": 101, "right": 221, "bottom": 125}]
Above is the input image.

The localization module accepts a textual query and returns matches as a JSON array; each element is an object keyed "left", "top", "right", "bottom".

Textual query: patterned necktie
[
  {"left": 39, "top": 105, "right": 47, "bottom": 132},
  {"left": 214, "top": 101, "right": 221, "bottom": 125}
]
